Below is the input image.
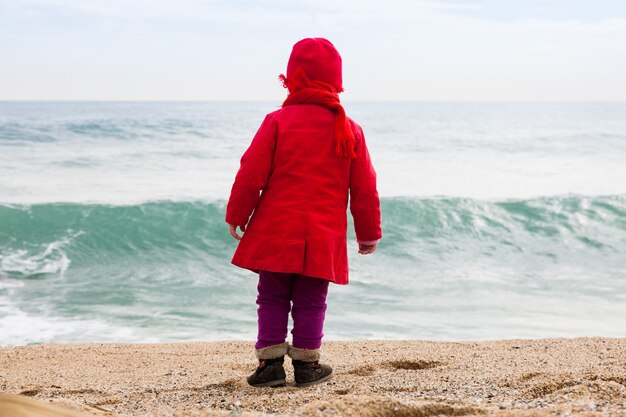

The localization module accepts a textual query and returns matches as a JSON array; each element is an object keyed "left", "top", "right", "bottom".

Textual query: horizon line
[{"left": 1, "top": 99, "right": 625, "bottom": 103}]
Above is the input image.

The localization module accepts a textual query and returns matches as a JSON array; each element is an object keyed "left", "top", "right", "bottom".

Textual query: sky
[{"left": 1, "top": 0, "right": 625, "bottom": 101}]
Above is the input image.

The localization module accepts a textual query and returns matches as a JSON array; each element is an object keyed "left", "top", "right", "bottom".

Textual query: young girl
[{"left": 226, "top": 38, "right": 382, "bottom": 388}]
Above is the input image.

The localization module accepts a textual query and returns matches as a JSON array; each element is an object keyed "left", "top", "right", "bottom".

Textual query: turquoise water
[{"left": 1, "top": 102, "right": 625, "bottom": 345}]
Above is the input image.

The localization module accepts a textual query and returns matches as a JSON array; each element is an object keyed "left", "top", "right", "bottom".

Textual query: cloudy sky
[{"left": 1, "top": 0, "right": 625, "bottom": 101}]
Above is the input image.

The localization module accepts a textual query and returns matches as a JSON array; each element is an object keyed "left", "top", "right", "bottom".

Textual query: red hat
[{"left": 284, "top": 38, "right": 343, "bottom": 93}]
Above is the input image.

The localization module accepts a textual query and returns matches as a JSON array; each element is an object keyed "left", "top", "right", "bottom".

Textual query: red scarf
[{"left": 279, "top": 69, "right": 356, "bottom": 159}]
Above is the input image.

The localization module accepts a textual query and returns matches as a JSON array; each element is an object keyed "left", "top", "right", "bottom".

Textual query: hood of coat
[{"left": 284, "top": 38, "right": 343, "bottom": 93}]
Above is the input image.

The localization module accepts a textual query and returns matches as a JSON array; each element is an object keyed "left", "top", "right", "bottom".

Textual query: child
[{"left": 226, "top": 38, "right": 382, "bottom": 387}]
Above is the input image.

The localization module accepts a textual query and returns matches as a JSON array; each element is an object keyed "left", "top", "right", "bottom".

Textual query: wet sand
[{"left": 1, "top": 338, "right": 625, "bottom": 416}]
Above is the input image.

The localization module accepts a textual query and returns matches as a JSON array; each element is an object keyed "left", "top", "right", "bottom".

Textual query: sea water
[{"left": 1, "top": 101, "right": 625, "bottom": 345}]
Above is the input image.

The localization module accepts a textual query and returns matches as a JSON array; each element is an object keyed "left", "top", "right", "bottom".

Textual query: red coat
[{"left": 225, "top": 104, "right": 382, "bottom": 285}]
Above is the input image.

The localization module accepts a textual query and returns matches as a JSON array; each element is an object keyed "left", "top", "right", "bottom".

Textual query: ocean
[{"left": 1, "top": 101, "right": 625, "bottom": 346}]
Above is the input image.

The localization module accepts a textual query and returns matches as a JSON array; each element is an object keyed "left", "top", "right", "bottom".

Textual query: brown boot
[
  {"left": 247, "top": 342, "right": 289, "bottom": 388},
  {"left": 288, "top": 346, "right": 333, "bottom": 387}
]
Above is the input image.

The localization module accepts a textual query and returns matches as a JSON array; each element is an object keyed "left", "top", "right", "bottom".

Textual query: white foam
[
  {"left": 0, "top": 278, "right": 25, "bottom": 290},
  {"left": 0, "top": 231, "right": 83, "bottom": 277},
  {"left": 0, "top": 304, "right": 153, "bottom": 346}
]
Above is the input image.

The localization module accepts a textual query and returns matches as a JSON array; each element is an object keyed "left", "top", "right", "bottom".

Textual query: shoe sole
[
  {"left": 295, "top": 373, "right": 333, "bottom": 388},
  {"left": 249, "top": 379, "right": 286, "bottom": 388}
]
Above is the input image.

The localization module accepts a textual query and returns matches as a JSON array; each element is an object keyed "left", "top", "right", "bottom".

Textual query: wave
[
  {"left": 383, "top": 194, "right": 626, "bottom": 238},
  {"left": 0, "top": 200, "right": 230, "bottom": 279},
  {"left": 1, "top": 195, "right": 625, "bottom": 279},
  {"left": 0, "top": 120, "right": 206, "bottom": 143}
]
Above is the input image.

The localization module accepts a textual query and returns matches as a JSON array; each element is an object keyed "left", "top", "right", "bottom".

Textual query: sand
[{"left": 1, "top": 338, "right": 625, "bottom": 416}]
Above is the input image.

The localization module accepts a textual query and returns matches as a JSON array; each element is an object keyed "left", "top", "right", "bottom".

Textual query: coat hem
[{"left": 231, "top": 259, "right": 348, "bottom": 285}]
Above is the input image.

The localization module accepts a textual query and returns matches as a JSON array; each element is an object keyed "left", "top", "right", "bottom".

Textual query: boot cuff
[
  {"left": 256, "top": 342, "right": 289, "bottom": 360},
  {"left": 288, "top": 346, "right": 321, "bottom": 362}
]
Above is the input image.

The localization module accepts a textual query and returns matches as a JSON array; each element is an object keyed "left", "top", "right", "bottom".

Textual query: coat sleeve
[
  {"left": 226, "top": 113, "right": 277, "bottom": 227},
  {"left": 349, "top": 122, "right": 382, "bottom": 243}
]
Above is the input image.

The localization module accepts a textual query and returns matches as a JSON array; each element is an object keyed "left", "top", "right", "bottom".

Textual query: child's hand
[
  {"left": 228, "top": 223, "right": 246, "bottom": 240},
  {"left": 358, "top": 243, "right": 377, "bottom": 255}
]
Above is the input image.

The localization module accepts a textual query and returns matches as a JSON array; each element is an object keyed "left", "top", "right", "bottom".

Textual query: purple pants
[{"left": 255, "top": 270, "right": 330, "bottom": 350}]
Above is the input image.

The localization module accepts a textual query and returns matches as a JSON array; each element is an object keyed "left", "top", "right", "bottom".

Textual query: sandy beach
[{"left": 1, "top": 338, "right": 625, "bottom": 416}]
